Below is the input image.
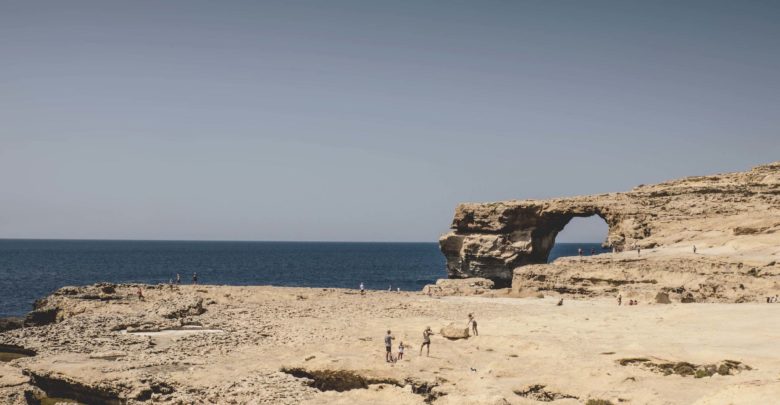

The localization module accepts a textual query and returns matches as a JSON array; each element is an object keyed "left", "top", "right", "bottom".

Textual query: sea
[{"left": 0, "top": 240, "right": 605, "bottom": 317}]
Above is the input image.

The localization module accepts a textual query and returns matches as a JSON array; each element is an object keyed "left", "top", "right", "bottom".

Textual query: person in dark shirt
[{"left": 384, "top": 330, "right": 395, "bottom": 362}]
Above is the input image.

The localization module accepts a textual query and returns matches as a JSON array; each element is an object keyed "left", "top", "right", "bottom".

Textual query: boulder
[
  {"left": 440, "top": 323, "right": 469, "bottom": 340},
  {"left": 655, "top": 292, "right": 672, "bottom": 304},
  {"left": 422, "top": 278, "right": 494, "bottom": 296},
  {"left": 681, "top": 293, "right": 696, "bottom": 303},
  {"left": 24, "top": 307, "right": 59, "bottom": 327}
]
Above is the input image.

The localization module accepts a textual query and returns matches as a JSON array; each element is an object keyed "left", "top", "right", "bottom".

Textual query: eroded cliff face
[{"left": 439, "top": 162, "right": 780, "bottom": 286}]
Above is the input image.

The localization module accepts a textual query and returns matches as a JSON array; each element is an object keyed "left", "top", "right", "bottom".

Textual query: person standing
[
  {"left": 578, "top": 248, "right": 583, "bottom": 256},
  {"left": 384, "top": 330, "right": 395, "bottom": 362},
  {"left": 360, "top": 282, "right": 365, "bottom": 295},
  {"left": 693, "top": 245, "right": 697, "bottom": 254},
  {"left": 397, "top": 342, "right": 405, "bottom": 361},
  {"left": 420, "top": 326, "right": 434, "bottom": 356},
  {"left": 176, "top": 273, "right": 181, "bottom": 284},
  {"left": 192, "top": 272, "right": 198, "bottom": 285},
  {"left": 467, "top": 313, "right": 478, "bottom": 336}
]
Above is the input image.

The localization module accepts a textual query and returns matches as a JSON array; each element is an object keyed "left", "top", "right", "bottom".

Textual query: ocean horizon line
[{"left": 0, "top": 238, "right": 604, "bottom": 244}]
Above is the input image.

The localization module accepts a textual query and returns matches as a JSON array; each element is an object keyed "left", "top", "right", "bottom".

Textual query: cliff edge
[{"left": 439, "top": 162, "right": 780, "bottom": 288}]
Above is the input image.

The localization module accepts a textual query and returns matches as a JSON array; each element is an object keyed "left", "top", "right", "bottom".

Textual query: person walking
[
  {"left": 384, "top": 330, "right": 395, "bottom": 362},
  {"left": 420, "top": 326, "right": 434, "bottom": 356}
]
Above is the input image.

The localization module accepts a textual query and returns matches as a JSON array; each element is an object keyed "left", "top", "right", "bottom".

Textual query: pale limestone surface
[{"left": 3, "top": 284, "right": 780, "bottom": 404}]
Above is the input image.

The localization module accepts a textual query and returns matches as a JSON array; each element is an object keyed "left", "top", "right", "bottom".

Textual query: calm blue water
[{"left": 0, "top": 240, "right": 604, "bottom": 317}]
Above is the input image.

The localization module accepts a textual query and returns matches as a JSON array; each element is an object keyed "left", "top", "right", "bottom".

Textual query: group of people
[
  {"left": 577, "top": 247, "right": 598, "bottom": 256},
  {"left": 383, "top": 313, "right": 478, "bottom": 362},
  {"left": 167, "top": 273, "right": 198, "bottom": 286},
  {"left": 384, "top": 329, "right": 430, "bottom": 363},
  {"left": 359, "top": 282, "right": 401, "bottom": 295},
  {"left": 617, "top": 295, "right": 639, "bottom": 306}
]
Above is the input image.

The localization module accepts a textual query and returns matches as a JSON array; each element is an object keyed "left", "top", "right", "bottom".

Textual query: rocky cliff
[{"left": 439, "top": 162, "right": 780, "bottom": 287}]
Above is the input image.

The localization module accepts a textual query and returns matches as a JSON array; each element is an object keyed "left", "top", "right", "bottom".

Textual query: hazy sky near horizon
[{"left": 1, "top": 1, "right": 779, "bottom": 242}]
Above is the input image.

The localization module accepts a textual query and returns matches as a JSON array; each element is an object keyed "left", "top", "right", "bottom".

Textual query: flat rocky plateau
[{"left": 2, "top": 282, "right": 780, "bottom": 404}]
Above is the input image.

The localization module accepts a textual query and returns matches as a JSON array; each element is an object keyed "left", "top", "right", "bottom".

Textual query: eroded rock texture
[{"left": 440, "top": 162, "right": 780, "bottom": 285}]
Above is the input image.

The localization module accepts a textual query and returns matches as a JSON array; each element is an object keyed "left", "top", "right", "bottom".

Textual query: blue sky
[{"left": 1, "top": 1, "right": 778, "bottom": 242}]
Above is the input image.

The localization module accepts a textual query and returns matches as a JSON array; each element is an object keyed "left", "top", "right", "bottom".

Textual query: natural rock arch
[
  {"left": 439, "top": 162, "right": 780, "bottom": 286},
  {"left": 533, "top": 212, "right": 611, "bottom": 262},
  {"left": 439, "top": 201, "right": 630, "bottom": 287}
]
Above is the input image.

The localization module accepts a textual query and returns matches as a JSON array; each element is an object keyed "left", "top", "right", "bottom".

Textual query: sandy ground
[{"left": 5, "top": 285, "right": 780, "bottom": 404}]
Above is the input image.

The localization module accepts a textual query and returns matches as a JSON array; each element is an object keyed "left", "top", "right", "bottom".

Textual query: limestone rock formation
[
  {"left": 439, "top": 323, "right": 470, "bottom": 340},
  {"left": 511, "top": 253, "right": 780, "bottom": 303},
  {"left": 440, "top": 162, "right": 780, "bottom": 286},
  {"left": 421, "top": 278, "right": 495, "bottom": 296}
]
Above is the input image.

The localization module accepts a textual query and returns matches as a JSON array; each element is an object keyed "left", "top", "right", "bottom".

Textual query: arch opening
[{"left": 546, "top": 215, "right": 610, "bottom": 263}]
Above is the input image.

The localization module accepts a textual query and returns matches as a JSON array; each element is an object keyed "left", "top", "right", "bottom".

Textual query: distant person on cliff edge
[
  {"left": 591, "top": 248, "right": 596, "bottom": 255},
  {"left": 385, "top": 330, "right": 395, "bottom": 362},
  {"left": 578, "top": 248, "right": 583, "bottom": 256},
  {"left": 176, "top": 273, "right": 181, "bottom": 284},
  {"left": 360, "top": 282, "right": 365, "bottom": 295},
  {"left": 192, "top": 272, "right": 198, "bottom": 285},
  {"left": 420, "top": 326, "right": 434, "bottom": 356},
  {"left": 693, "top": 245, "right": 697, "bottom": 254},
  {"left": 137, "top": 287, "right": 145, "bottom": 301}
]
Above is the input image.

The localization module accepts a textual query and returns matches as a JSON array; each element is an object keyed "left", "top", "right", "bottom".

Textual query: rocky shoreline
[{"left": 3, "top": 282, "right": 780, "bottom": 404}]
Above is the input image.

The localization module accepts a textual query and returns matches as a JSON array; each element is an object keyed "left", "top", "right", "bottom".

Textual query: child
[{"left": 397, "top": 342, "right": 405, "bottom": 360}]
